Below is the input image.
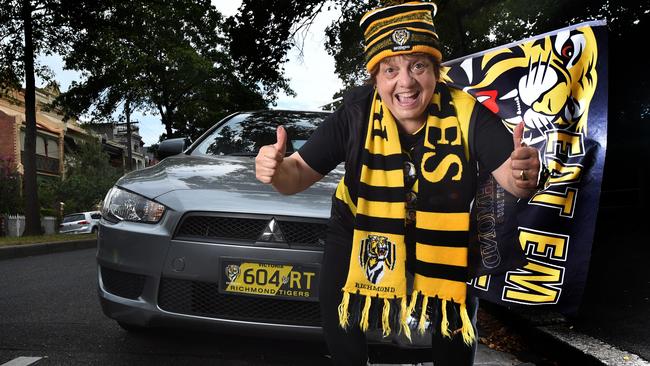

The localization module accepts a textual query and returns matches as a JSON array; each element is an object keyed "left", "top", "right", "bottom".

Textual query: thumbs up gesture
[
  {"left": 255, "top": 126, "right": 288, "bottom": 184},
  {"left": 510, "top": 122, "right": 541, "bottom": 190}
]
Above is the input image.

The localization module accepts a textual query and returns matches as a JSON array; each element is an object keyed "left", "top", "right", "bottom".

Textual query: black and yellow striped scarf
[{"left": 336, "top": 83, "right": 476, "bottom": 345}]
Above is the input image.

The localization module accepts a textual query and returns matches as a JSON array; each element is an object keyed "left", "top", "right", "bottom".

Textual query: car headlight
[{"left": 101, "top": 187, "right": 166, "bottom": 223}]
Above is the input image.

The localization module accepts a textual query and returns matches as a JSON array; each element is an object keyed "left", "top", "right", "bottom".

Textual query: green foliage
[
  {"left": 43, "top": 140, "right": 121, "bottom": 215},
  {"left": 0, "top": 0, "right": 78, "bottom": 90},
  {"left": 55, "top": 0, "right": 267, "bottom": 142},
  {"left": 0, "top": 157, "right": 22, "bottom": 215},
  {"left": 0, "top": 0, "right": 84, "bottom": 234},
  {"left": 224, "top": 1, "right": 332, "bottom": 103},
  {"left": 324, "top": 2, "right": 377, "bottom": 90}
]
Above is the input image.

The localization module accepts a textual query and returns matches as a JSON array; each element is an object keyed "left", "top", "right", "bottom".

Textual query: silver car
[
  {"left": 60, "top": 211, "right": 101, "bottom": 234},
  {"left": 97, "top": 110, "right": 341, "bottom": 339}
]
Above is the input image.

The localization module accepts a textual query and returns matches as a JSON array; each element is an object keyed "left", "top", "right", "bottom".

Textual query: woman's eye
[{"left": 412, "top": 63, "right": 427, "bottom": 73}]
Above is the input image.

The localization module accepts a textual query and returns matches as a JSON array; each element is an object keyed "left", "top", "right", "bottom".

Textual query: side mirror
[{"left": 157, "top": 137, "right": 190, "bottom": 160}]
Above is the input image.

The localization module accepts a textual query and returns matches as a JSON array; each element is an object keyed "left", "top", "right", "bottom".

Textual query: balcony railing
[{"left": 21, "top": 154, "right": 60, "bottom": 175}]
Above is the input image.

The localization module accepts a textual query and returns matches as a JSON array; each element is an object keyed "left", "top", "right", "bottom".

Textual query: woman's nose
[{"left": 397, "top": 69, "right": 416, "bottom": 87}]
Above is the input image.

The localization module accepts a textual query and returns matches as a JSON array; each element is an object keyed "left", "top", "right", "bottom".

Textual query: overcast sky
[{"left": 37, "top": 1, "right": 342, "bottom": 145}]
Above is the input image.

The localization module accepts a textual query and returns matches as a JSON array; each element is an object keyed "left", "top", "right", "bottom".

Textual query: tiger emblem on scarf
[
  {"left": 359, "top": 235, "right": 396, "bottom": 284},
  {"left": 444, "top": 26, "right": 598, "bottom": 147}
]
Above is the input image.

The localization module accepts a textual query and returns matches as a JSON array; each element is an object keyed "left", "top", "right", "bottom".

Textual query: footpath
[{"left": 0, "top": 234, "right": 647, "bottom": 366}]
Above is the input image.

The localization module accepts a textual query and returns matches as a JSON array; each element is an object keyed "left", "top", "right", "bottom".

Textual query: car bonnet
[{"left": 115, "top": 154, "right": 344, "bottom": 218}]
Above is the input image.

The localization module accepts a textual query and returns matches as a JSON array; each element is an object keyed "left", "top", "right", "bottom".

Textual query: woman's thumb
[{"left": 274, "top": 125, "right": 287, "bottom": 155}]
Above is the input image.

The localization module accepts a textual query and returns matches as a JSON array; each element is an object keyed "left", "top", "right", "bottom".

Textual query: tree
[
  {"left": 42, "top": 139, "right": 121, "bottom": 215},
  {"left": 224, "top": 1, "right": 334, "bottom": 104},
  {"left": 56, "top": 0, "right": 267, "bottom": 142},
  {"left": 0, "top": 156, "right": 22, "bottom": 215},
  {"left": 0, "top": 0, "right": 80, "bottom": 235}
]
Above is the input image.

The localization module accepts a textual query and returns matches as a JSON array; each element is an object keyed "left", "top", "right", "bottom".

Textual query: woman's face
[{"left": 375, "top": 54, "right": 437, "bottom": 127}]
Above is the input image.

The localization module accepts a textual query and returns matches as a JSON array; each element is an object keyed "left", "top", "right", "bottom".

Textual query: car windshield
[
  {"left": 191, "top": 111, "right": 328, "bottom": 156},
  {"left": 63, "top": 214, "right": 85, "bottom": 223}
]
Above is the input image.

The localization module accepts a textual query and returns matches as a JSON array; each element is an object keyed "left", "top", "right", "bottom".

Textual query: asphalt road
[
  {"left": 0, "top": 248, "right": 335, "bottom": 365},
  {"left": 2, "top": 248, "right": 527, "bottom": 365}
]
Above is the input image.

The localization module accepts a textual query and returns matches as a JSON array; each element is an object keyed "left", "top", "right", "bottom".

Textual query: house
[
  {"left": 0, "top": 83, "right": 91, "bottom": 181},
  {"left": 86, "top": 122, "right": 146, "bottom": 170},
  {"left": 0, "top": 83, "right": 150, "bottom": 177}
]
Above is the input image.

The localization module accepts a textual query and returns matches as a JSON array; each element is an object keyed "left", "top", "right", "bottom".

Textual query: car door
[{"left": 60, "top": 213, "right": 86, "bottom": 233}]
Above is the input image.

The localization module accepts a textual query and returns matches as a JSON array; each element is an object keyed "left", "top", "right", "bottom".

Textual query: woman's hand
[
  {"left": 492, "top": 122, "right": 542, "bottom": 198},
  {"left": 509, "top": 122, "right": 541, "bottom": 192},
  {"left": 255, "top": 126, "right": 287, "bottom": 184},
  {"left": 254, "top": 126, "right": 324, "bottom": 195}
]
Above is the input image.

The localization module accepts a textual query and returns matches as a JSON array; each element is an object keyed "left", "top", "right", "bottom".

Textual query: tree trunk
[
  {"left": 125, "top": 99, "right": 133, "bottom": 171},
  {"left": 21, "top": 0, "right": 41, "bottom": 235},
  {"left": 165, "top": 121, "right": 172, "bottom": 138},
  {"left": 158, "top": 105, "right": 173, "bottom": 138}
]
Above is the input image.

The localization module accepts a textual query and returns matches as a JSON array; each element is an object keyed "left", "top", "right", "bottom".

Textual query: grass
[{"left": 0, "top": 233, "right": 96, "bottom": 247}]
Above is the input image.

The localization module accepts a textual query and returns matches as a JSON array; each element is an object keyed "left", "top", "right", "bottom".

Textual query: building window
[
  {"left": 36, "top": 136, "right": 46, "bottom": 156},
  {"left": 47, "top": 139, "right": 59, "bottom": 158},
  {"left": 20, "top": 131, "right": 59, "bottom": 158}
]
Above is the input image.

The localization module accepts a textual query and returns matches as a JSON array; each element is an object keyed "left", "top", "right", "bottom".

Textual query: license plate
[{"left": 220, "top": 259, "right": 319, "bottom": 301}]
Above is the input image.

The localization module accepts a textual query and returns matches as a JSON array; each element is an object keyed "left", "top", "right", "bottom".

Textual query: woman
[{"left": 255, "top": 2, "right": 541, "bottom": 365}]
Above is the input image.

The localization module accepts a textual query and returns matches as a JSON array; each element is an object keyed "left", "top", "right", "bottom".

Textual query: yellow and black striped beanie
[{"left": 360, "top": 2, "right": 442, "bottom": 72}]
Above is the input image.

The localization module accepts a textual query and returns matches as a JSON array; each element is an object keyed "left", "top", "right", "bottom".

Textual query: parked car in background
[
  {"left": 97, "top": 110, "right": 341, "bottom": 339},
  {"left": 59, "top": 211, "right": 102, "bottom": 234}
]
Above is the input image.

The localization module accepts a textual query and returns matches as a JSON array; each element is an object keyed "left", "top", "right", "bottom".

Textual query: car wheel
[
  {"left": 92, "top": 226, "right": 98, "bottom": 234},
  {"left": 117, "top": 321, "right": 149, "bottom": 333}
]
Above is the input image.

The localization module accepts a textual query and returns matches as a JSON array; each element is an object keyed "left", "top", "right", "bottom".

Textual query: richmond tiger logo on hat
[{"left": 391, "top": 28, "right": 412, "bottom": 50}]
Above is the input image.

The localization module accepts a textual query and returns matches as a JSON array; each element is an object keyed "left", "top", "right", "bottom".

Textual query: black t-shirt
[{"left": 298, "top": 85, "right": 512, "bottom": 251}]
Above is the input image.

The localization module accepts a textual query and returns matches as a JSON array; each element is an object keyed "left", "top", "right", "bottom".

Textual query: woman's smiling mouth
[{"left": 395, "top": 91, "right": 420, "bottom": 107}]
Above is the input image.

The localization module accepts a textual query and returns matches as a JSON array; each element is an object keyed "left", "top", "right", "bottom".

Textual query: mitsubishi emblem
[{"left": 258, "top": 218, "right": 285, "bottom": 242}]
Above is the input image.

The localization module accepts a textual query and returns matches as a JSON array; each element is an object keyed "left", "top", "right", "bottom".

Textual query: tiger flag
[{"left": 443, "top": 20, "right": 608, "bottom": 314}]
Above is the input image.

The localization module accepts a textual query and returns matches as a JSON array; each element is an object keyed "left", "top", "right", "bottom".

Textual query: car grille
[
  {"left": 175, "top": 214, "right": 327, "bottom": 248},
  {"left": 100, "top": 266, "right": 146, "bottom": 300},
  {"left": 158, "top": 277, "right": 321, "bottom": 326}
]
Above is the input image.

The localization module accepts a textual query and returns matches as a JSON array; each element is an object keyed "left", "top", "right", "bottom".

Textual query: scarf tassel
[
  {"left": 459, "top": 303, "right": 476, "bottom": 346},
  {"left": 381, "top": 298, "right": 391, "bottom": 337},
  {"left": 399, "top": 293, "right": 476, "bottom": 346},
  {"left": 399, "top": 296, "right": 411, "bottom": 341},
  {"left": 400, "top": 290, "right": 419, "bottom": 341},
  {"left": 338, "top": 291, "right": 350, "bottom": 329},
  {"left": 440, "top": 299, "right": 451, "bottom": 338},
  {"left": 417, "top": 295, "right": 429, "bottom": 334},
  {"left": 438, "top": 299, "right": 476, "bottom": 346},
  {"left": 359, "top": 294, "right": 373, "bottom": 332},
  {"left": 339, "top": 292, "right": 475, "bottom": 346}
]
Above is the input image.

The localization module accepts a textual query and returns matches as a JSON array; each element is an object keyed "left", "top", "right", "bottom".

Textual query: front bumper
[
  {"left": 96, "top": 212, "right": 325, "bottom": 340},
  {"left": 60, "top": 226, "right": 92, "bottom": 234}
]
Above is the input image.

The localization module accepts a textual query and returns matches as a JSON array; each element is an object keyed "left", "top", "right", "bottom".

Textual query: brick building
[
  {"left": 1, "top": 84, "right": 152, "bottom": 181},
  {"left": 0, "top": 84, "right": 91, "bottom": 181}
]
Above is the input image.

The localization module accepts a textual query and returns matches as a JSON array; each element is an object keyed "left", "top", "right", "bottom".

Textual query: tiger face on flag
[
  {"left": 444, "top": 25, "right": 598, "bottom": 145},
  {"left": 442, "top": 21, "right": 608, "bottom": 314}
]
